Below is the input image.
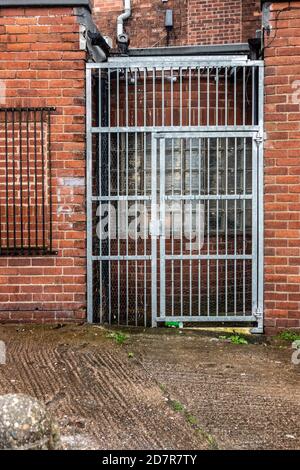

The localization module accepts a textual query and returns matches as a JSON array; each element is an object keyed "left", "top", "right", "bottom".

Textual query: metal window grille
[{"left": 0, "top": 107, "right": 55, "bottom": 256}]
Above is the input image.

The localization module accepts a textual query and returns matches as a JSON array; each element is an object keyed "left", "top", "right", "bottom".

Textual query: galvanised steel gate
[{"left": 86, "top": 56, "right": 264, "bottom": 332}]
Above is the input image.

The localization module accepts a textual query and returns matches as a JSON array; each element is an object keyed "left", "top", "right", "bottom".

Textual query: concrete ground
[{"left": 0, "top": 324, "right": 299, "bottom": 450}]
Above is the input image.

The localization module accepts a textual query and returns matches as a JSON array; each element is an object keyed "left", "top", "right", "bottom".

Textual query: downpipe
[
  {"left": 117, "top": 0, "right": 131, "bottom": 37},
  {"left": 117, "top": 0, "right": 131, "bottom": 54}
]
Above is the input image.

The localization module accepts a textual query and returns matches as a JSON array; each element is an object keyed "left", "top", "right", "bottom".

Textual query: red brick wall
[
  {"left": 187, "top": 0, "right": 242, "bottom": 45},
  {"left": 0, "top": 6, "right": 87, "bottom": 322},
  {"left": 264, "top": 1, "right": 300, "bottom": 333},
  {"left": 242, "top": 0, "right": 261, "bottom": 42},
  {"left": 93, "top": 0, "right": 188, "bottom": 49},
  {"left": 93, "top": 0, "right": 261, "bottom": 49}
]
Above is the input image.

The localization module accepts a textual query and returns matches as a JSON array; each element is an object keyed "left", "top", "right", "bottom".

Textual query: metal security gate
[{"left": 86, "top": 56, "right": 264, "bottom": 331}]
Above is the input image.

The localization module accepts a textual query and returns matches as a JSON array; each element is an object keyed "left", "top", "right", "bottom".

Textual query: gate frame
[
  {"left": 86, "top": 58, "right": 264, "bottom": 332},
  {"left": 151, "top": 131, "right": 263, "bottom": 330}
]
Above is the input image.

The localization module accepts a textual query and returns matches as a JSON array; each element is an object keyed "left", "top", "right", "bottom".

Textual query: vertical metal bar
[
  {"left": 126, "top": 131, "right": 129, "bottom": 326},
  {"left": 151, "top": 136, "right": 158, "bottom": 327},
  {"left": 189, "top": 138, "right": 192, "bottom": 316},
  {"left": 153, "top": 68, "right": 156, "bottom": 127},
  {"left": 160, "top": 138, "right": 166, "bottom": 319},
  {"left": 108, "top": 128, "right": 111, "bottom": 325},
  {"left": 216, "top": 137, "right": 219, "bottom": 317},
  {"left": 99, "top": 69, "right": 102, "bottom": 127},
  {"left": 207, "top": 67, "right": 210, "bottom": 126},
  {"left": 12, "top": 109, "right": 16, "bottom": 252},
  {"left": 234, "top": 137, "right": 237, "bottom": 314},
  {"left": 179, "top": 67, "right": 183, "bottom": 126},
  {"left": 257, "top": 65, "right": 265, "bottom": 330},
  {"left": 26, "top": 109, "right": 31, "bottom": 251},
  {"left": 108, "top": 68, "right": 111, "bottom": 129},
  {"left": 117, "top": 68, "right": 120, "bottom": 127},
  {"left": 33, "top": 109, "right": 38, "bottom": 250},
  {"left": 216, "top": 67, "right": 219, "bottom": 126},
  {"left": 188, "top": 67, "right": 192, "bottom": 127},
  {"left": 171, "top": 67, "right": 174, "bottom": 127},
  {"left": 207, "top": 137, "right": 210, "bottom": 316},
  {"left": 19, "top": 110, "right": 24, "bottom": 251},
  {"left": 117, "top": 69, "right": 120, "bottom": 323},
  {"left": 225, "top": 138, "right": 228, "bottom": 315},
  {"left": 98, "top": 70, "right": 103, "bottom": 324},
  {"left": 252, "top": 66, "right": 255, "bottom": 126},
  {"left": 162, "top": 68, "right": 165, "bottom": 127},
  {"left": 144, "top": 132, "right": 147, "bottom": 326},
  {"left": 243, "top": 67, "right": 246, "bottom": 126},
  {"left": 198, "top": 137, "right": 202, "bottom": 316},
  {"left": 234, "top": 67, "right": 237, "bottom": 127},
  {"left": 180, "top": 138, "right": 183, "bottom": 316},
  {"left": 117, "top": 132, "right": 120, "bottom": 325},
  {"left": 171, "top": 138, "right": 174, "bottom": 317},
  {"left": 144, "top": 67, "right": 147, "bottom": 128},
  {"left": 40, "top": 110, "right": 46, "bottom": 252},
  {"left": 252, "top": 136, "right": 258, "bottom": 319},
  {"left": 86, "top": 68, "right": 93, "bottom": 323},
  {"left": 48, "top": 109, "right": 53, "bottom": 252},
  {"left": 198, "top": 67, "right": 201, "bottom": 126},
  {"left": 126, "top": 68, "right": 129, "bottom": 127},
  {"left": 5, "top": 109, "right": 9, "bottom": 253},
  {"left": 134, "top": 69, "right": 138, "bottom": 325},
  {"left": 135, "top": 145, "right": 138, "bottom": 325},
  {"left": 225, "top": 67, "right": 228, "bottom": 127},
  {"left": 243, "top": 137, "right": 246, "bottom": 314}
]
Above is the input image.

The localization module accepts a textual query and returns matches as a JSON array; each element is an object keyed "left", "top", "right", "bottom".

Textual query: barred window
[{"left": 0, "top": 108, "right": 55, "bottom": 256}]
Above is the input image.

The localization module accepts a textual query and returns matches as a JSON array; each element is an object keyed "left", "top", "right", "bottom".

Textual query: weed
[
  {"left": 278, "top": 331, "right": 300, "bottom": 343},
  {"left": 186, "top": 414, "right": 198, "bottom": 426},
  {"left": 128, "top": 352, "right": 134, "bottom": 359},
  {"left": 106, "top": 332, "right": 128, "bottom": 345},
  {"left": 228, "top": 334, "right": 248, "bottom": 345},
  {"left": 218, "top": 333, "right": 248, "bottom": 345},
  {"left": 170, "top": 400, "right": 184, "bottom": 412}
]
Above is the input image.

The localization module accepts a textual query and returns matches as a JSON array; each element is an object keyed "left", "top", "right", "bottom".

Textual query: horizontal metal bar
[
  {"left": 0, "top": 248, "right": 57, "bottom": 257},
  {"left": 166, "top": 255, "right": 252, "bottom": 260},
  {"left": 87, "top": 59, "right": 264, "bottom": 69},
  {"left": 92, "top": 255, "right": 151, "bottom": 261},
  {"left": 92, "top": 126, "right": 259, "bottom": 135},
  {"left": 92, "top": 196, "right": 151, "bottom": 201},
  {"left": 164, "top": 194, "right": 252, "bottom": 201},
  {"left": 109, "top": 55, "right": 250, "bottom": 63},
  {"left": 128, "top": 43, "right": 251, "bottom": 57},
  {"left": 156, "top": 316, "right": 256, "bottom": 323},
  {"left": 0, "top": 107, "right": 56, "bottom": 112}
]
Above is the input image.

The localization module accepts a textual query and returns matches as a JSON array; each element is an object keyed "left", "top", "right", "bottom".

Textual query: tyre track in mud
[
  {"left": 0, "top": 325, "right": 210, "bottom": 450},
  {"left": 127, "top": 334, "right": 300, "bottom": 450}
]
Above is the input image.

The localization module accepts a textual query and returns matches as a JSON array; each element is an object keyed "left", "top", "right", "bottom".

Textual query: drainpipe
[
  {"left": 117, "top": 0, "right": 131, "bottom": 54},
  {"left": 117, "top": 0, "right": 131, "bottom": 37}
]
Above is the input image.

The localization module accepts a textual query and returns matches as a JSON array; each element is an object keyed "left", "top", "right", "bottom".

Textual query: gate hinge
[
  {"left": 253, "top": 307, "right": 263, "bottom": 319},
  {"left": 255, "top": 131, "right": 264, "bottom": 144}
]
